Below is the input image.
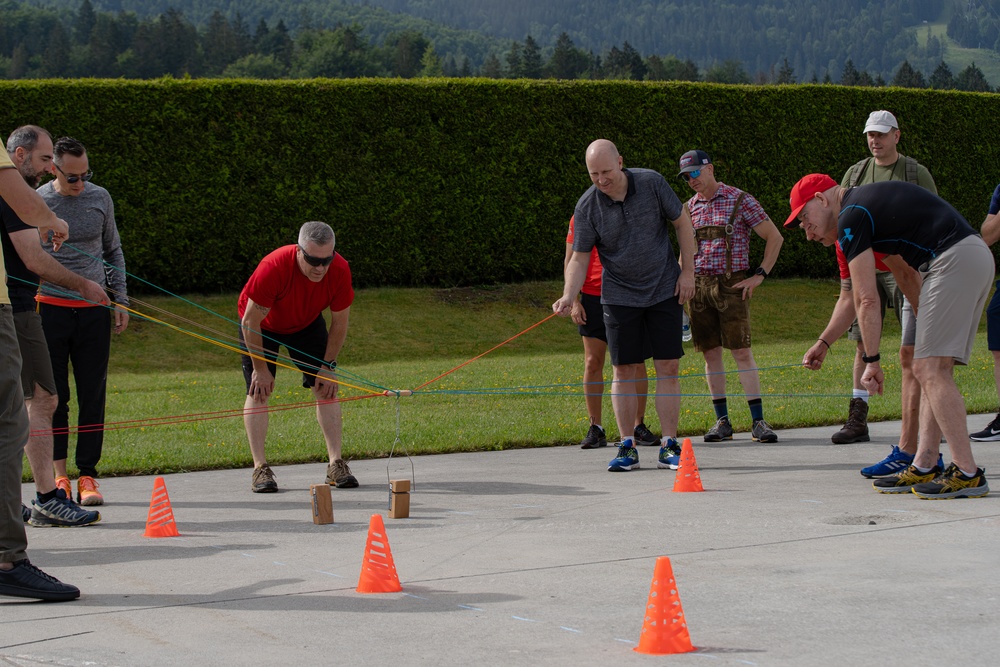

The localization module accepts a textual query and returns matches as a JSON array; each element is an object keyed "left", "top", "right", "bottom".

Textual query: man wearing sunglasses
[
  {"left": 3, "top": 125, "right": 106, "bottom": 528},
  {"left": 238, "top": 221, "right": 358, "bottom": 493},
  {"left": 36, "top": 137, "right": 128, "bottom": 508},
  {"left": 678, "top": 150, "right": 783, "bottom": 444}
]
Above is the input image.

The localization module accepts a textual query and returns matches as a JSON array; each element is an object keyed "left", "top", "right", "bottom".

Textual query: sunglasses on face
[
  {"left": 298, "top": 245, "right": 335, "bottom": 267},
  {"left": 681, "top": 169, "right": 702, "bottom": 182},
  {"left": 55, "top": 164, "right": 93, "bottom": 184}
]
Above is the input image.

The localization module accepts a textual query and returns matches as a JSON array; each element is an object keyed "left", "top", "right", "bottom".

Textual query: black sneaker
[
  {"left": 704, "top": 416, "right": 734, "bottom": 442},
  {"left": 0, "top": 559, "right": 80, "bottom": 601},
  {"left": 580, "top": 423, "right": 607, "bottom": 449},
  {"left": 970, "top": 413, "right": 1000, "bottom": 441},
  {"left": 633, "top": 422, "right": 659, "bottom": 446},
  {"left": 251, "top": 464, "right": 278, "bottom": 493}
]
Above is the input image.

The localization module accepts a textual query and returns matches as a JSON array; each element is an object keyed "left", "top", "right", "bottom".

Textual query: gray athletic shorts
[
  {"left": 13, "top": 310, "right": 56, "bottom": 399},
  {"left": 915, "top": 235, "right": 994, "bottom": 364}
]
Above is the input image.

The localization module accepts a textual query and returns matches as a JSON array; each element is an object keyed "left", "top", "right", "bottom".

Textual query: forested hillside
[
  {"left": 8, "top": 0, "right": 1000, "bottom": 87},
  {"left": 31, "top": 0, "right": 958, "bottom": 79}
]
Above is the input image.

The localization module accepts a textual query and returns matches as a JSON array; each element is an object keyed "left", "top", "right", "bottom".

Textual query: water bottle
[{"left": 681, "top": 311, "right": 692, "bottom": 342}]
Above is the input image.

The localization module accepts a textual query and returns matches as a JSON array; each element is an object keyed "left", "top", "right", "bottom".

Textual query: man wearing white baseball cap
[{"left": 829, "top": 111, "right": 936, "bottom": 461}]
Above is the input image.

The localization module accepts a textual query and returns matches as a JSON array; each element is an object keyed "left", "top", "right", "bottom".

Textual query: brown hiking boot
[
  {"left": 831, "top": 397, "right": 870, "bottom": 444},
  {"left": 326, "top": 459, "right": 359, "bottom": 488}
]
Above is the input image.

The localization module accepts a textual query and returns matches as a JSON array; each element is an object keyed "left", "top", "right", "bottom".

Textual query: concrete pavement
[{"left": 3, "top": 414, "right": 1000, "bottom": 666}]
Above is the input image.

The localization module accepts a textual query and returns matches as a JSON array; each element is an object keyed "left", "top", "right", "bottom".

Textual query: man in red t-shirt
[
  {"left": 564, "top": 216, "right": 655, "bottom": 449},
  {"left": 238, "top": 221, "right": 357, "bottom": 493}
]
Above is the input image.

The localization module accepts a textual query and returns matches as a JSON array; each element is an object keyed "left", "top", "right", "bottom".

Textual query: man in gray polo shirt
[{"left": 553, "top": 139, "right": 696, "bottom": 473}]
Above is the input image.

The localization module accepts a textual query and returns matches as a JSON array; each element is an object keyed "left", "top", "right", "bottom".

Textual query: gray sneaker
[
  {"left": 251, "top": 464, "right": 278, "bottom": 493},
  {"left": 326, "top": 459, "right": 359, "bottom": 488},
  {"left": 704, "top": 416, "right": 734, "bottom": 442},
  {"left": 752, "top": 418, "right": 778, "bottom": 443},
  {"left": 29, "top": 490, "right": 101, "bottom": 527}
]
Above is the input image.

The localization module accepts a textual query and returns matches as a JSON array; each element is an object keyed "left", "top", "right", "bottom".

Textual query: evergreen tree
[
  {"left": 891, "top": 60, "right": 925, "bottom": 88},
  {"left": 840, "top": 59, "right": 860, "bottom": 85},
  {"left": 480, "top": 53, "right": 502, "bottom": 78},
  {"left": 549, "top": 32, "right": 586, "bottom": 79},
  {"left": 929, "top": 60, "right": 954, "bottom": 89},
  {"left": 387, "top": 30, "right": 429, "bottom": 78},
  {"left": 87, "top": 14, "right": 122, "bottom": 76},
  {"left": 955, "top": 62, "right": 991, "bottom": 92},
  {"left": 8, "top": 42, "right": 28, "bottom": 78},
  {"left": 202, "top": 11, "right": 248, "bottom": 75},
  {"left": 857, "top": 70, "right": 875, "bottom": 86},
  {"left": 419, "top": 43, "right": 444, "bottom": 77},
  {"left": 458, "top": 55, "right": 472, "bottom": 77},
  {"left": 521, "top": 35, "right": 542, "bottom": 78},
  {"left": 620, "top": 41, "right": 646, "bottom": 80},
  {"left": 74, "top": 0, "right": 97, "bottom": 45},
  {"left": 775, "top": 57, "right": 795, "bottom": 84},
  {"left": 42, "top": 22, "right": 71, "bottom": 77}
]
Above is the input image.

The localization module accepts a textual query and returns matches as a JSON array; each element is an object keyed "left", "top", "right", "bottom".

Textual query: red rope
[{"left": 414, "top": 313, "right": 557, "bottom": 391}]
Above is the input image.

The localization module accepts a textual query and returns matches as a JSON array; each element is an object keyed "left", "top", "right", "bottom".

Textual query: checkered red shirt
[{"left": 685, "top": 183, "right": 769, "bottom": 275}]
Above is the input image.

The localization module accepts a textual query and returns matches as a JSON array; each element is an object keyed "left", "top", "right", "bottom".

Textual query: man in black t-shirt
[{"left": 786, "top": 175, "right": 993, "bottom": 500}]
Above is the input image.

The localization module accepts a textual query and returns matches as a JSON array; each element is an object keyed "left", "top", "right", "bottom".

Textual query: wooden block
[
  {"left": 389, "top": 479, "right": 410, "bottom": 519},
  {"left": 389, "top": 479, "right": 411, "bottom": 493},
  {"left": 310, "top": 484, "right": 333, "bottom": 524}
]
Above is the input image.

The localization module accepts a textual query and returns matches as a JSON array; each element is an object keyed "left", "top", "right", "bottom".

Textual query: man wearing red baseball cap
[{"left": 786, "top": 175, "right": 992, "bottom": 499}]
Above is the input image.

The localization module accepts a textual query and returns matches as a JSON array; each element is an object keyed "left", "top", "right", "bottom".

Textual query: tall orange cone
[
  {"left": 356, "top": 514, "right": 402, "bottom": 593},
  {"left": 672, "top": 438, "right": 704, "bottom": 493},
  {"left": 634, "top": 556, "right": 695, "bottom": 655},
  {"left": 143, "top": 476, "right": 179, "bottom": 538}
]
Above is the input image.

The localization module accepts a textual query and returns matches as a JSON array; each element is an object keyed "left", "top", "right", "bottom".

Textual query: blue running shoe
[
  {"left": 657, "top": 438, "right": 682, "bottom": 470},
  {"left": 608, "top": 440, "right": 639, "bottom": 472},
  {"left": 861, "top": 447, "right": 944, "bottom": 478},
  {"left": 861, "top": 446, "right": 913, "bottom": 478}
]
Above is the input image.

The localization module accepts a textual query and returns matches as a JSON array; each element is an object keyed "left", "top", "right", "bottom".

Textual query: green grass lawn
[{"left": 35, "top": 279, "right": 997, "bottom": 479}]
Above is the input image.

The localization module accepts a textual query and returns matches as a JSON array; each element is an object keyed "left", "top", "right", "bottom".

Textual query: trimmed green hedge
[{"left": 2, "top": 79, "right": 998, "bottom": 292}]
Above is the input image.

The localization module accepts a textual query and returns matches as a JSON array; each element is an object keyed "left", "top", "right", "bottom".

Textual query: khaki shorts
[
  {"left": 689, "top": 271, "right": 752, "bottom": 352},
  {"left": 13, "top": 310, "right": 56, "bottom": 399},
  {"left": 915, "top": 235, "right": 994, "bottom": 365}
]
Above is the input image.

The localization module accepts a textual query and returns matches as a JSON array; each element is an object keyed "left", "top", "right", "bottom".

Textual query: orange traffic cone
[
  {"left": 143, "top": 476, "right": 179, "bottom": 538},
  {"left": 672, "top": 438, "right": 704, "bottom": 493},
  {"left": 634, "top": 556, "right": 696, "bottom": 655},
  {"left": 356, "top": 514, "right": 402, "bottom": 593}
]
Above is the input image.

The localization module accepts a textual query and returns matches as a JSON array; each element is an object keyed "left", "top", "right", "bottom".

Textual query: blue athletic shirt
[{"left": 838, "top": 181, "right": 976, "bottom": 270}]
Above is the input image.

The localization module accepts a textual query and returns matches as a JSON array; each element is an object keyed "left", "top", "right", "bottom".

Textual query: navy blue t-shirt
[
  {"left": 839, "top": 181, "right": 976, "bottom": 270},
  {"left": 0, "top": 198, "right": 40, "bottom": 313}
]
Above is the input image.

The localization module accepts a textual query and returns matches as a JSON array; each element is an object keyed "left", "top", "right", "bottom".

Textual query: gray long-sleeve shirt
[{"left": 37, "top": 181, "right": 128, "bottom": 306}]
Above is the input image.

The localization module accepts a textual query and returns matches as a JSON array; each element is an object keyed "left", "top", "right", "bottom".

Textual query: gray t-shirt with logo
[{"left": 572, "top": 168, "right": 683, "bottom": 307}]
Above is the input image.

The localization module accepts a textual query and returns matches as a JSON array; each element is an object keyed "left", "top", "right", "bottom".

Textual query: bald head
[{"left": 585, "top": 139, "right": 626, "bottom": 200}]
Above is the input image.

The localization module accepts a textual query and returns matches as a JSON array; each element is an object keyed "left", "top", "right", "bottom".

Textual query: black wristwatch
[
  {"left": 320, "top": 359, "right": 337, "bottom": 370},
  {"left": 755, "top": 266, "right": 768, "bottom": 278},
  {"left": 861, "top": 352, "right": 881, "bottom": 364}
]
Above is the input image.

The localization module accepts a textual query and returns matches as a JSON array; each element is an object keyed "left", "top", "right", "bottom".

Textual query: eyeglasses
[
  {"left": 55, "top": 164, "right": 93, "bottom": 184},
  {"left": 680, "top": 169, "right": 701, "bottom": 182},
  {"left": 298, "top": 245, "right": 335, "bottom": 267}
]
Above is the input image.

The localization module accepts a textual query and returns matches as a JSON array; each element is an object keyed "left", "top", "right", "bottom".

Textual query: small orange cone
[
  {"left": 356, "top": 514, "right": 402, "bottom": 593},
  {"left": 634, "top": 556, "right": 696, "bottom": 655},
  {"left": 672, "top": 438, "right": 704, "bottom": 493},
  {"left": 143, "top": 476, "right": 179, "bottom": 538}
]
